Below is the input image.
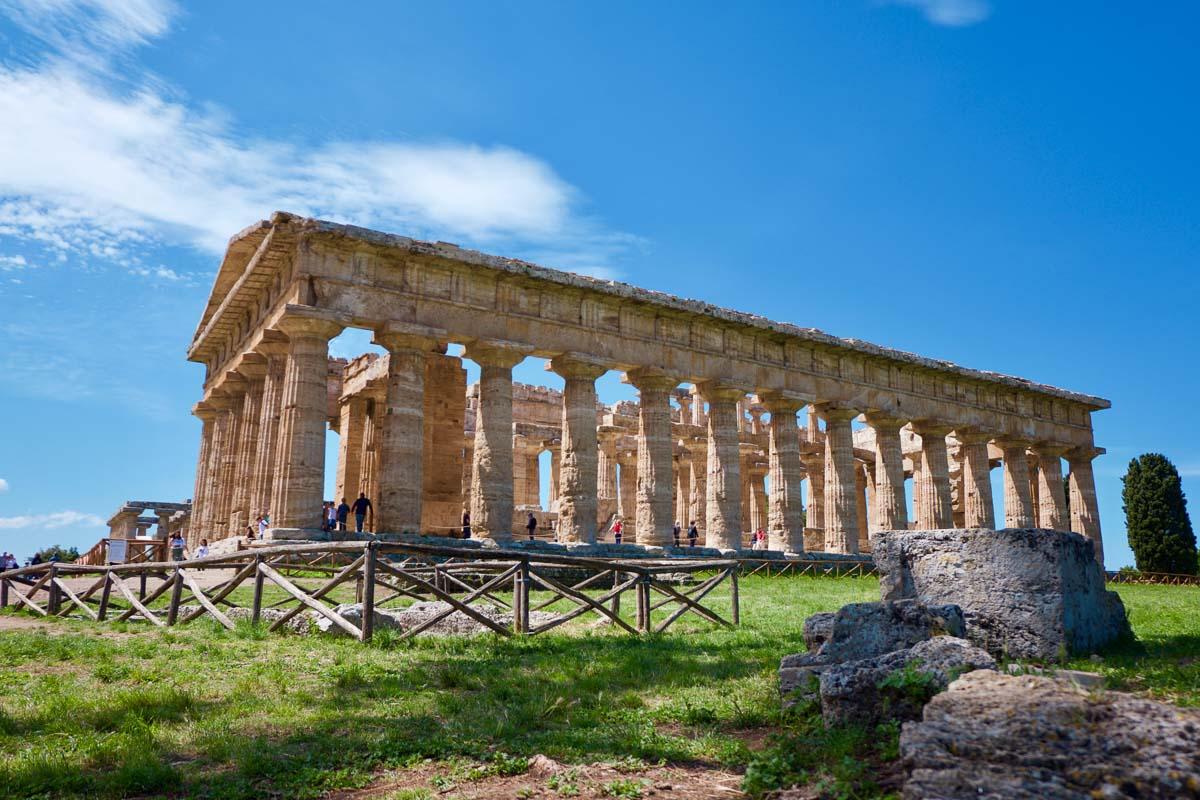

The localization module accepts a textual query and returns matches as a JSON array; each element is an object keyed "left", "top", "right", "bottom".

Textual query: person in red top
[{"left": 611, "top": 518, "right": 624, "bottom": 544}]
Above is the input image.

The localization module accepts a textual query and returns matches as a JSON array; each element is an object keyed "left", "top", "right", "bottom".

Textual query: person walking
[
  {"left": 687, "top": 521, "right": 699, "bottom": 547},
  {"left": 352, "top": 493, "right": 373, "bottom": 533},
  {"left": 169, "top": 532, "right": 187, "bottom": 561},
  {"left": 325, "top": 502, "right": 338, "bottom": 533},
  {"left": 672, "top": 521, "right": 682, "bottom": 547},
  {"left": 526, "top": 511, "right": 538, "bottom": 541},
  {"left": 336, "top": 498, "right": 351, "bottom": 532},
  {"left": 611, "top": 517, "right": 623, "bottom": 545},
  {"left": 256, "top": 515, "right": 268, "bottom": 537},
  {"left": 461, "top": 511, "right": 471, "bottom": 539},
  {"left": 196, "top": 538, "right": 210, "bottom": 558}
]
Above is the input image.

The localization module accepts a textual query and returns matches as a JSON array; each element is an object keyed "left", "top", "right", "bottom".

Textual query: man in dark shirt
[
  {"left": 687, "top": 521, "right": 699, "bottom": 547},
  {"left": 462, "top": 511, "right": 471, "bottom": 539},
  {"left": 352, "top": 493, "right": 372, "bottom": 533},
  {"left": 336, "top": 498, "right": 351, "bottom": 532},
  {"left": 526, "top": 512, "right": 538, "bottom": 541}
]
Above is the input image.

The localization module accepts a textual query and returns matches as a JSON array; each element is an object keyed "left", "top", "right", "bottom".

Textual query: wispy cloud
[
  {"left": 0, "top": 0, "right": 637, "bottom": 277},
  {"left": 0, "top": 478, "right": 9, "bottom": 493},
  {"left": 886, "top": 0, "right": 991, "bottom": 27},
  {"left": 0, "top": 254, "right": 27, "bottom": 270},
  {"left": 0, "top": 510, "right": 104, "bottom": 529}
]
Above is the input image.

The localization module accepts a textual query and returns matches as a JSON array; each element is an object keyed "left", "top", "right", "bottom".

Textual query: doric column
[
  {"left": 373, "top": 323, "right": 442, "bottom": 534},
  {"left": 213, "top": 376, "right": 246, "bottom": 538},
  {"left": 201, "top": 397, "right": 231, "bottom": 540},
  {"left": 764, "top": 395, "right": 805, "bottom": 552},
  {"left": 189, "top": 403, "right": 219, "bottom": 546},
  {"left": 688, "top": 385, "right": 706, "bottom": 426},
  {"left": 597, "top": 426, "right": 620, "bottom": 526},
  {"left": 674, "top": 452, "right": 689, "bottom": 531},
  {"left": 358, "top": 395, "right": 382, "bottom": 530},
  {"left": 616, "top": 448, "right": 637, "bottom": 521},
  {"left": 272, "top": 312, "right": 344, "bottom": 530},
  {"left": 1032, "top": 443, "right": 1070, "bottom": 532},
  {"left": 548, "top": 444, "right": 561, "bottom": 512},
  {"left": 334, "top": 395, "right": 368, "bottom": 506},
  {"left": 855, "top": 464, "right": 870, "bottom": 552},
  {"left": 1028, "top": 454, "right": 1043, "bottom": 527},
  {"left": 863, "top": 412, "right": 908, "bottom": 532},
  {"left": 230, "top": 357, "right": 266, "bottom": 533},
  {"left": 996, "top": 438, "right": 1035, "bottom": 528},
  {"left": 627, "top": 368, "right": 679, "bottom": 546},
  {"left": 677, "top": 393, "right": 693, "bottom": 426},
  {"left": 248, "top": 334, "right": 288, "bottom": 524},
  {"left": 957, "top": 430, "right": 996, "bottom": 529},
  {"left": 464, "top": 340, "right": 528, "bottom": 540},
  {"left": 749, "top": 461, "right": 768, "bottom": 534},
  {"left": 817, "top": 404, "right": 859, "bottom": 554},
  {"left": 910, "top": 421, "right": 955, "bottom": 530},
  {"left": 698, "top": 382, "right": 744, "bottom": 550},
  {"left": 801, "top": 442, "right": 825, "bottom": 548},
  {"left": 1067, "top": 446, "right": 1105, "bottom": 565},
  {"left": 550, "top": 354, "right": 607, "bottom": 544},
  {"left": 156, "top": 510, "right": 173, "bottom": 541},
  {"left": 511, "top": 434, "right": 530, "bottom": 509},
  {"left": 687, "top": 439, "right": 707, "bottom": 532}
]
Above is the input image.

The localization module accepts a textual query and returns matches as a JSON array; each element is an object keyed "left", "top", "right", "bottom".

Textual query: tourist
[
  {"left": 257, "top": 515, "right": 269, "bottom": 536},
  {"left": 687, "top": 521, "right": 699, "bottom": 547},
  {"left": 526, "top": 511, "right": 538, "bottom": 541},
  {"left": 461, "top": 511, "right": 471, "bottom": 539},
  {"left": 196, "top": 538, "right": 210, "bottom": 558},
  {"left": 752, "top": 528, "right": 766, "bottom": 551},
  {"left": 169, "top": 532, "right": 187, "bottom": 561},
  {"left": 672, "top": 521, "right": 682, "bottom": 547},
  {"left": 336, "top": 498, "right": 351, "bottom": 531},
  {"left": 326, "top": 501, "right": 338, "bottom": 533},
  {"left": 352, "top": 493, "right": 373, "bottom": 532},
  {"left": 245, "top": 526, "right": 256, "bottom": 544},
  {"left": 611, "top": 517, "right": 623, "bottom": 545}
]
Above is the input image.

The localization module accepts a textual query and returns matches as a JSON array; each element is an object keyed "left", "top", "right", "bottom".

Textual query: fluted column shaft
[
  {"left": 1067, "top": 448, "right": 1105, "bottom": 565},
  {"left": 248, "top": 346, "right": 287, "bottom": 523},
  {"left": 189, "top": 405, "right": 218, "bottom": 546},
  {"left": 214, "top": 382, "right": 246, "bottom": 538},
  {"left": 466, "top": 342, "right": 527, "bottom": 540},
  {"left": 551, "top": 356, "right": 606, "bottom": 543},
  {"left": 801, "top": 447, "right": 825, "bottom": 546},
  {"left": 819, "top": 406, "right": 859, "bottom": 553},
  {"left": 958, "top": 431, "right": 996, "bottom": 528},
  {"left": 230, "top": 370, "right": 264, "bottom": 531},
  {"left": 855, "top": 465, "right": 870, "bottom": 552},
  {"left": 616, "top": 451, "right": 637, "bottom": 520},
  {"left": 765, "top": 398, "right": 805, "bottom": 552},
  {"left": 688, "top": 442, "right": 707, "bottom": 530},
  {"left": 911, "top": 422, "right": 954, "bottom": 529},
  {"left": 864, "top": 413, "right": 908, "bottom": 532},
  {"left": 273, "top": 316, "right": 343, "bottom": 529},
  {"left": 375, "top": 326, "right": 441, "bottom": 534},
  {"left": 700, "top": 383, "right": 744, "bottom": 549},
  {"left": 998, "top": 439, "right": 1035, "bottom": 528},
  {"left": 201, "top": 402, "right": 230, "bottom": 538},
  {"left": 1033, "top": 444, "right": 1070, "bottom": 531},
  {"left": 628, "top": 369, "right": 678, "bottom": 546},
  {"left": 597, "top": 429, "right": 619, "bottom": 526},
  {"left": 334, "top": 396, "right": 368, "bottom": 505}
]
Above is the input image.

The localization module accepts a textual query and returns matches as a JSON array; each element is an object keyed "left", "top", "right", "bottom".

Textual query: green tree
[
  {"left": 32, "top": 544, "right": 80, "bottom": 563},
  {"left": 1122, "top": 453, "right": 1196, "bottom": 575}
]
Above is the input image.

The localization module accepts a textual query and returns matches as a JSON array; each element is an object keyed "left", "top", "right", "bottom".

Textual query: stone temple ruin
[{"left": 184, "top": 212, "right": 1110, "bottom": 561}]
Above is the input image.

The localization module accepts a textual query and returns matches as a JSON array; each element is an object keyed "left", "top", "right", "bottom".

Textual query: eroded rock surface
[
  {"left": 900, "top": 670, "right": 1200, "bottom": 800},
  {"left": 873, "top": 528, "right": 1131, "bottom": 659}
]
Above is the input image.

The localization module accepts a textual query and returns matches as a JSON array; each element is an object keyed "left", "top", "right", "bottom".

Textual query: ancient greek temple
[{"left": 186, "top": 213, "right": 1110, "bottom": 563}]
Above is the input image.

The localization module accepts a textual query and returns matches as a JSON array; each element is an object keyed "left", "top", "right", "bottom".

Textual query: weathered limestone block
[
  {"left": 873, "top": 528, "right": 1132, "bottom": 659},
  {"left": 803, "top": 611, "right": 836, "bottom": 653},
  {"left": 819, "top": 600, "right": 965, "bottom": 664},
  {"left": 900, "top": 670, "right": 1200, "bottom": 800},
  {"left": 820, "top": 636, "right": 996, "bottom": 728}
]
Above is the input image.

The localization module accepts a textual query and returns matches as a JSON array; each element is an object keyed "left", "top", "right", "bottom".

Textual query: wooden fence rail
[{"left": 0, "top": 542, "right": 740, "bottom": 642}]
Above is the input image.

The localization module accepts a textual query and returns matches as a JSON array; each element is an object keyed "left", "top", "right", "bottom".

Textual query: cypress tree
[{"left": 1122, "top": 453, "right": 1197, "bottom": 575}]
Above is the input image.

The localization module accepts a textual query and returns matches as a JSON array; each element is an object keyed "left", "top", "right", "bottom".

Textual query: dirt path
[{"left": 327, "top": 756, "right": 746, "bottom": 799}]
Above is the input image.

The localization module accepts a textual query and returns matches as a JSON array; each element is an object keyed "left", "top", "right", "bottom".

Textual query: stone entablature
[{"left": 184, "top": 213, "right": 1109, "bottom": 564}]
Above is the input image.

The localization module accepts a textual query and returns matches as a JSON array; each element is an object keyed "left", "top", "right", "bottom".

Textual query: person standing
[
  {"left": 611, "top": 517, "right": 623, "bottom": 545},
  {"left": 325, "top": 502, "right": 338, "bottom": 533},
  {"left": 352, "top": 493, "right": 373, "bottom": 533},
  {"left": 526, "top": 511, "right": 538, "bottom": 541},
  {"left": 169, "top": 532, "right": 187, "bottom": 561},
  {"left": 672, "top": 521, "right": 682, "bottom": 547},
  {"left": 336, "top": 499, "right": 351, "bottom": 532},
  {"left": 196, "top": 538, "right": 210, "bottom": 558},
  {"left": 687, "top": 521, "right": 699, "bottom": 547},
  {"left": 461, "top": 511, "right": 471, "bottom": 539}
]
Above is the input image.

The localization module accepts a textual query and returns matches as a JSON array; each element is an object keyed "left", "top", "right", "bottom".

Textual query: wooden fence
[
  {"left": 1105, "top": 569, "right": 1200, "bottom": 587},
  {"left": 76, "top": 538, "right": 167, "bottom": 566},
  {"left": 0, "top": 542, "right": 740, "bottom": 641}
]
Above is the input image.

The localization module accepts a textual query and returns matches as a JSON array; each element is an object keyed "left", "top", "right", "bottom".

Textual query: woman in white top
[{"left": 196, "top": 538, "right": 210, "bottom": 558}]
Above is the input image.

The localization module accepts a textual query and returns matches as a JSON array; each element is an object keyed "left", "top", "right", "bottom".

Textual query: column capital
[
  {"left": 232, "top": 352, "right": 268, "bottom": 381},
  {"left": 815, "top": 403, "right": 859, "bottom": 424},
  {"left": 463, "top": 339, "right": 531, "bottom": 368},
  {"left": 254, "top": 329, "right": 291, "bottom": 358},
  {"left": 696, "top": 380, "right": 747, "bottom": 404},
  {"left": 862, "top": 411, "right": 907, "bottom": 431},
  {"left": 759, "top": 391, "right": 806, "bottom": 415},
  {"left": 1031, "top": 442, "right": 1072, "bottom": 458},
  {"left": 549, "top": 353, "right": 609, "bottom": 381},
  {"left": 624, "top": 367, "right": 679, "bottom": 392},
  {"left": 993, "top": 436, "right": 1033, "bottom": 451},
  {"left": 1067, "top": 445, "right": 1106, "bottom": 463},
  {"left": 192, "top": 402, "right": 220, "bottom": 421},
  {"left": 953, "top": 427, "right": 996, "bottom": 445},
  {"left": 373, "top": 321, "right": 445, "bottom": 353},
  {"left": 909, "top": 419, "right": 955, "bottom": 438},
  {"left": 275, "top": 305, "right": 347, "bottom": 340}
]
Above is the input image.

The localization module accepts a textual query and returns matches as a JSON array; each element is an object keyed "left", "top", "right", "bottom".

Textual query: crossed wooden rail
[{"left": 0, "top": 542, "right": 741, "bottom": 642}]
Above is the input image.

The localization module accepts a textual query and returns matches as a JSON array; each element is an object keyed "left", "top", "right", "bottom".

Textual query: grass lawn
[{"left": 0, "top": 576, "right": 1196, "bottom": 799}]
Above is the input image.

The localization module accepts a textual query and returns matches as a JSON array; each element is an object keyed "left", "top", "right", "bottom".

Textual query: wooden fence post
[
  {"left": 610, "top": 571, "right": 622, "bottom": 620},
  {"left": 0, "top": 577, "right": 8, "bottom": 609},
  {"left": 139, "top": 571, "right": 148, "bottom": 600},
  {"left": 729, "top": 567, "right": 740, "bottom": 626},
  {"left": 513, "top": 559, "right": 530, "bottom": 634},
  {"left": 47, "top": 567, "right": 60, "bottom": 615},
  {"left": 97, "top": 570, "right": 112, "bottom": 621},
  {"left": 360, "top": 543, "right": 376, "bottom": 642},
  {"left": 251, "top": 557, "right": 264, "bottom": 624},
  {"left": 166, "top": 568, "right": 183, "bottom": 626}
]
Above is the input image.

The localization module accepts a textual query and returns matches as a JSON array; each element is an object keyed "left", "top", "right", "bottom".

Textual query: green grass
[{"left": 0, "top": 577, "right": 1195, "bottom": 800}]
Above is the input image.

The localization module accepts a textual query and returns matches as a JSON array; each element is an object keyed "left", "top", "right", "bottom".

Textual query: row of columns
[{"left": 191, "top": 316, "right": 1104, "bottom": 564}]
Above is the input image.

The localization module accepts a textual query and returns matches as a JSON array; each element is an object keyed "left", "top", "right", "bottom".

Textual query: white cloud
[
  {"left": 0, "top": 510, "right": 104, "bottom": 529},
  {"left": 887, "top": 0, "right": 991, "bottom": 27},
  {"left": 0, "top": 0, "right": 637, "bottom": 276},
  {"left": 0, "top": 254, "right": 27, "bottom": 270},
  {"left": 0, "top": 478, "right": 8, "bottom": 492}
]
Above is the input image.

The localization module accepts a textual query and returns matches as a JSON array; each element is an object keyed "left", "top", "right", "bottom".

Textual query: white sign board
[{"left": 107, "top": 538, "right": 127, "bottom": 564}]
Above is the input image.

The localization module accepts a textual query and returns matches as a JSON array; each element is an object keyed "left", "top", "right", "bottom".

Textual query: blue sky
[{"left": 0, "top": 0, "right": 1196, "bottom": 567}]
